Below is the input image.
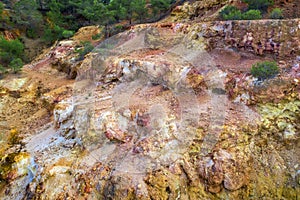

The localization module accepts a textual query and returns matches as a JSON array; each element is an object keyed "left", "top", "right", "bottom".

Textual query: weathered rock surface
[
  {"left": 0, "top": 2, "right": 300, "bottom": 200},
  {"left": 186, "top": 19, "right": 300, "bottom": 59}
]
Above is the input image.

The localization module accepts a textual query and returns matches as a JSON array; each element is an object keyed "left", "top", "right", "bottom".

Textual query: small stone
[
  {"left": 208, "top": 184, "right": 221, "bottom": 193},
  {"left": 278, "top": 60, "right": 286, "bottom": 65},
  {"left": 123, "top": 109, "right": 132, "bottom": 118},
  {"left": 283, "top": 125, "right": 296, "bottom": 140},
  {"left": 223, "top": 172, "right": 245, "bottom": 191}
]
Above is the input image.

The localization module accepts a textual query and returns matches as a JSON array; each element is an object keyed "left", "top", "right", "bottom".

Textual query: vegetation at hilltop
[
  {"left": 0, "top": 0, "right": 177, "bottom": 74},
  {"left": 242, "top": 0, "right": 274, "bottom": 12},
  {"left": 1, "top": 0, "right": 176, "bottom": 41},
  {"left": 220, "top": 0, "right": 282, "bottom": 20}
]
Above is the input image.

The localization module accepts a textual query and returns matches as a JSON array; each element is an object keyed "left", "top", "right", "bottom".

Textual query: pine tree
[
  {"left": 12, "top": 0, "right": 43, "bottom": 38},
  {"left": 151, "top": 0, "right": 172, "bottom": 18},
  {"left": 131, "top": 0, "right": 148, "bottom": 23}
]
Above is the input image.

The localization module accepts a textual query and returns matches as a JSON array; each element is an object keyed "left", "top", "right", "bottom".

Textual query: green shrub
[
  {"left": 43, "top": 26, "right": 59, "bottom": 42},
  {"left": 0, "top": 37, "right": 24, "bottom": 73},
  {"left": 44, "top": 26, "right": 74, "bottom": 41},
  {"left": 92, "top": 33, "right": 102, "bottom": 40},
  {"left": 9, "top": 58, "right": 23, "bottom": 73},
  {"left": 12, "top": 0, "right": 43, "bottom": 32},
  {"left": 0, "top": 37, "right": 24, "bottom": 64},
  {"left": 242, "top": 9, "right": 262, "bottom": 20},
  {"left": 270, "top": 8, "right": 283, "bottom": 19},
  {"left": 251, "top": 61, "right": 279, "bottom": 80},
  {"left": 76, "top": 41, "right": 94, "bottom": 61},
  {"left": 242, "top": 0, "right": 274, "bottom": 12},
  {"left": 26, "top": 28, "right": 38, "bottom": 39},
  {"left": 43, "top": 25, "right": 65, "bottom": 43},
  {"left": 62, "top": 30, "right": 74, "bottom": 39},
  {"left": 220, "top": 5, "right": 242, "bottom": 20}
]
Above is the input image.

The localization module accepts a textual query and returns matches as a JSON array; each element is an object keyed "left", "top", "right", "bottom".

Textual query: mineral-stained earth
[{"left": 0, "top": 1, "right": 299, "bottom": 199}]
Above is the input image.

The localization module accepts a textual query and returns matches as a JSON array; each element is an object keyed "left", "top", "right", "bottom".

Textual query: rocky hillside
[{"left": 0, "top": 0, "right": 299, "bottom": 199}]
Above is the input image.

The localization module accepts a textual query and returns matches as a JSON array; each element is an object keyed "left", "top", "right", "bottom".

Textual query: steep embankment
[{"left": 0, "top": 1, "right": 299, "bottom": 199}]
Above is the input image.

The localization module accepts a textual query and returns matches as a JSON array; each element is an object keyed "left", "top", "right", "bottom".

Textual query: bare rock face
[
  {"left": 202, "top": 149, "right": 251, "bottom": 192},
  {"left": 72, "top": 26, "right": 102, "bottom": 44},
  {"left": 30, "top": 26, "right": 102, "bottom": 80},
  {"left": 187, "top": 19, "right": 300, "bottom": 59},
  {"left": 169, "top": 0, "right": 229, "bottom": 22}
]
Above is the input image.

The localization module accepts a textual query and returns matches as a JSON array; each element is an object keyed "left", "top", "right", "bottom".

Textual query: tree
[
  {"left": 101, "top": 8, "right": 117, "bottom": 37},
  {"left": 64, "top": 0, "right": 82, "bottom": 15},
  {"left": 242, "top": 0, "right": 274, "bottom": 13},
  {"left": 0, "top": 37, "right": 24, "bottom": 65},
  {"left": 0, "top": 37, "right": 24, "bottom": 73},
  {"left": 108, "top": 0, "right": 132, "bottom": 23},
  {"left": 101, "top": 0, "right": 111, "bottom": 5},
  {"left": 108, "top": 1, "right": 126, "bottom": 22},
  {"left": 43, "top": 25, "right": 66, "bottom": 42},
  {"left": 47, "top": 0, "right": 65, "bottom": 27},
  {"left": 82, "top": 0, "right": 106, "bottom": 23},
  {"left": 46, "top": 0, "right": 83, "bottom": 31},
  {"left": 82, "top": 1, "right": 116, "bottom": 37},
  {"left": 12, "top": 0, "right": 43, "bottom": 38},
  {"left": 36, "top": 0, "right": 52, "bottom": 11},
  {"left": 9, "top": 58, "right": 23, "bottom": 73},
  {"left": 1, "top": 0, "right": 12, "bottom": 9},
  {"left": 43, "top": 0, "right": 79, "bottom": 42},
  {"left": 151, "top": 0, "right": 172, "bottom": 18},
  {"left": 131, "top": 0, "right": 148, "bottom": 23}
]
